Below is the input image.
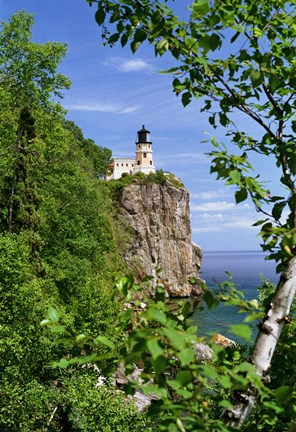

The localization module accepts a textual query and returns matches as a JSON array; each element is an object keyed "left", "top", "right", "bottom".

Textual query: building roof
[{"left": 138, "top": 125, "right": 150, "bottom": 133}]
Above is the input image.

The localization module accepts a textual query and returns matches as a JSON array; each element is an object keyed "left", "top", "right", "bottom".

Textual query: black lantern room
[{"left": 136, "top": 125, "right": 151, "bottom": 144}]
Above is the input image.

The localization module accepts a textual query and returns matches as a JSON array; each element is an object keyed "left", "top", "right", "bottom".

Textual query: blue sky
[{"left": 1, "top": 0, "right": 284, "bottom": 251}]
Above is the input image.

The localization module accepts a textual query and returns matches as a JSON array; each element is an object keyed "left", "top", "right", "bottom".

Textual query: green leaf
[
  {"left": 134, "top": 28, "right": 147, "bottom": 43},
  {"left": 219, "top": 375, "right": 232, "bottom": 389},
  {"left": 94, "top": 335, "right": 115, "bottom": 349},
  {"left": 51, "top": 325, "right": 66, "bottom": 333},
  {"left": 152, "top": 355, "right": 167, "bottom": 374},
  {"left": 288, "top": 154, "right": 296, "bottom": 175},
  {"left": 274, "top": 386, "right": 293, "bottom": 402},
  {"left": 199, "top": 35, "right": 210, "bottom": 52},
  {"left": 176, "top": 417, "right": 187, "bottom": 431},
  {"left": 235, "top": 362, "right": 255, "bottom": 373},
  {"left": 194, "top": 0, "right": 210, "bottom": 16},
  {"left": 116, "top": 276, "right": 134, "bottom": 296},
  {"left": 209, "top": 33, "right": 220, "bottom": 51},
  {"left": 109, "top": 33, "right": 119, "bottom": 44},
  {"left": 252, "top": 219, "right": 268, "bottom": 226},
  {"left": 76, "top": 333, "right": 87, "bottom": 341},
  {"left": 95, "top": 8, "right": 106, "bottom": 25},
  {"left": 231, "top": 324, "right": 252, "bottom": 341},
  {"left": 235, "top": 187, "right": 248, "bottom": 203},
  {"left": 163, "top": 328, "right": 186, "bottom": 350},
  {"left": 229, "top": 170, "right": 241, "bottom": 183},
  {"left": 53, "top": 358, "right": 69, "bottom": 368},
  {"left": 219, "top": 112, "right": 228, "bottom": 126},
  {"left": 40, "top": 319, "right": 51, "bottom": 326},
  {"left": 147, "top": 338, "right": 164, "bottom": 359},
  {"left": 244, "top": 312, "right": 264, "bottom": 322},
  {"left": 48, "top": 306, "right": 59, "bottom": 322},
  {"left": 141, "top": 384, "right": 168, "bottom": 398},
  {"left": 199, "top": 365, "right": 218, "bottom": 380},
  {"left": 250, "top": 69, "right": 263, "bottom": 87},
  {"left": 272, "top": 200, "right": 286, "bottom": 220},
  {"left": 155, "top": 38, "right": 169, "bottom": 55},
  {"left": 121, "top": 33, "right": 128, "bottom": 47},
  {"left": 178, "top": 347, "right": 196, "bottom": 366},
  {"left": 176, "top": 389, "right": 193, "bottom": 400},
  {"left": 146, "top": 307, "right": 167, "bottom": 324},
  {"left": 176, "top": 370, "right": 192, "bottom": 386},
  {"left": 131, "top": 40, "right": 141, "bottom": 53},
  {"left": 219, "top": 399, "right": 232, "bottom": 408},
  {"left": 181, "top": 92, "right": 192, "bottom": 107},
  {"left": 203, "top": 290, "right": 219, "bottom": 309},
  {"left": 269, "top": 75, "right": 280, "bottom": 93}
]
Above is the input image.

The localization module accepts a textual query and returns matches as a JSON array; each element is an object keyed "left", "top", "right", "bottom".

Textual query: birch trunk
[{"left": 225, "top": 255, "right": 296, "bottom": 428}]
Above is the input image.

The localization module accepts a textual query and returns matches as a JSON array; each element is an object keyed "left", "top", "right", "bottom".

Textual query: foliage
[
  {"left": 0, "top": 11, "right": 134, "bottom": 430},
  {"left": 46, "top": 275, "right": 296, "bottom": 432},
  {"left": 87, "top": 0, "right": 296, "bottom": 428},
  {"left": 258, "top": 277, "right": 296, "bottom": 392},
  {"left": 0, "top": 10, "right": 70, "bottom": 107},
  {"left": 2, "top": 4, "right": 296, "bottom": 431},
  {"left": 107, "top": 169, "right": 184, "bottom": 200},
  {"left": 63, "top": 371, "right": 152, "bottom": 431},
  {"left": 0, "top": 10, "right": 70, "bottom": 236},
  {"left": 63, "top": 120, "right": 112, "bottom": 176}
]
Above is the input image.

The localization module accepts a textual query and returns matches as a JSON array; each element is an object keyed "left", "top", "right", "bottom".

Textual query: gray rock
[
  {"left": 118, "top": 180, "right": 203, "bottom": 297},
  {"left": 194, "top": 343, "right": 214, "bottom": 362}
]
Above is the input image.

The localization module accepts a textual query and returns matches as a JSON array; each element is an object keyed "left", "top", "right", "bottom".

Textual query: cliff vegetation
[
  {"left": 0, "top": 11, "right": 150, "bottom": 430},
  {"left": 3, "top": 8, "right": 296, "bottom": 432}
]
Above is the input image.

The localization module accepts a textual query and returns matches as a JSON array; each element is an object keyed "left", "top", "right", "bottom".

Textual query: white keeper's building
[{"left": 107, "top": 125, "right": 156, "bottom": 180}]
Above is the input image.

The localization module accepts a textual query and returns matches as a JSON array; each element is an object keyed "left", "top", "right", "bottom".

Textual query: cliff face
[{"left": 118, "top": 180, "right": 203, "bottom": 297}]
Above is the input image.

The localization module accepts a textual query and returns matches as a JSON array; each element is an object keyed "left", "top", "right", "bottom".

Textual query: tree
[
  {"left": 63, "top": 120, "right": 113, "bottom": 177},
  {"left": 0, "top": 12, "right": 148, "bottom": 430},
  {"left": 87, "top": 0, "right": 296, "bottom": 427},
  {"left": 0, "top": 11, "right": 70, "bottom": 235}
]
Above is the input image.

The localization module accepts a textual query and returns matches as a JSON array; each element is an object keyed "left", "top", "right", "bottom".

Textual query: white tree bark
[{"left": 225, "top": 256, "right": 296, "bottom": 428}]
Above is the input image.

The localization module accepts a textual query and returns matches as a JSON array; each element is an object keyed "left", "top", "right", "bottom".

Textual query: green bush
[{"left": 64, "top": 372, "right": 152, "bottom": 432}]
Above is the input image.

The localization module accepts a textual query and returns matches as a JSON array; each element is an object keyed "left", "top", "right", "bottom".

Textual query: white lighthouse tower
[
  {"left": 134, "top": 125, "right": 155, "bottom": 175},
  {"left": 107, "top": 125, "right": 156, "bottom": 180}
]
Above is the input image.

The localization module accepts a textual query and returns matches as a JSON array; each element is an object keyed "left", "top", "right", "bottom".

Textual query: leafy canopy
[
  {"left": 0, "top": 10, "right": 70, "bottom": 107},
  {"left": 0, "top": 11, "right": 147, "bottom": 431}
]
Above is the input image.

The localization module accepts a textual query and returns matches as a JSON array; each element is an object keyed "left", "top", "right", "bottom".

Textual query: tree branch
[
  {"left": 225, "top": 256, "right": 296, "bottom": 428},
  {"left": 262, "top": 83, "right": 283, "bottom": 117},
  {"left": 210, "top": 74, "right": 277, "bottom": 139}
]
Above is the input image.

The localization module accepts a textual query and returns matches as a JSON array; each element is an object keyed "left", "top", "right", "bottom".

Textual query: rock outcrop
[{"left": 118, "top": 179, "right": 203, "bottom": 297}]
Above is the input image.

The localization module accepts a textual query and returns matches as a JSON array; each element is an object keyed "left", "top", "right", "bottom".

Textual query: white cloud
[
  {"left": 191, "top": 201, "right": 235, "bottom": 212},
  {"left": 178, "top": 152, "right": 209, "bottom": 163},
  {"left": 103, "top": 57, "right": 153, "bottom": 72},
  {"left": 190, "top": 189, "right": 231, "bottom": 200},
  {"left": 191, "top": 209, "right": 258, "bottom": 234},
  {"left": 223, "top": 218, "right": 257, "bottom": 229},
  {"left": 119, "top": 59, "right": 151, "bottom": 72},
  {"left": 198, "top": 213, "right": 224, "bottom": 220},
  {"left": 156, "top": 152, "right": 208, "bottom": 169},
  {"left": 192, "top": 226, "right": 223, "bottom": 233},
  {"left": 65, "top": 102, "right": 139, "bottom": 114}
]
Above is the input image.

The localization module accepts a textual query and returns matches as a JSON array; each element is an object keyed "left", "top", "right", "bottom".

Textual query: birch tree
[{"left": 87, "top": 0, "right": 296, "bottom": 427}]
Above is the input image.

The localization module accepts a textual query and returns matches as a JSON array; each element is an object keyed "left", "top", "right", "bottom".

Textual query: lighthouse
[
  {"left": 134, "top": 125, "right": 155, "bottom": 175},
  {"left": 107, "top": 125, "right": 156, "bottom": 180}
]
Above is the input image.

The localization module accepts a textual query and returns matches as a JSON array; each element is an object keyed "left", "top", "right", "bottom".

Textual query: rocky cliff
[{"left": 118, "top": 179, "right": 203, "bottom": 297}]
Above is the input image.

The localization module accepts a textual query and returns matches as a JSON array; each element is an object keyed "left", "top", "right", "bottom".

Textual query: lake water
[{"left": 192, "top": 251, "right": 279, "bottom": 342}]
